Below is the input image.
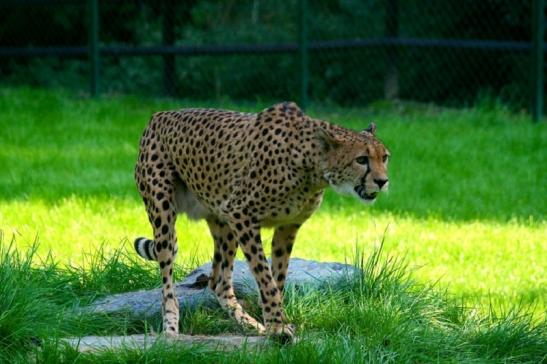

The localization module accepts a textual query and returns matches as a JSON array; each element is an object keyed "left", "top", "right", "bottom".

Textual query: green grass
[
  {"left": 0, "top": 87, "right": 544, "bottom": 306},
  {"left": 1, "top": 239, "right": 545, "bottom": 363},
  {"left": 0, "top": 87, "right": 545, "bottom": 362}
]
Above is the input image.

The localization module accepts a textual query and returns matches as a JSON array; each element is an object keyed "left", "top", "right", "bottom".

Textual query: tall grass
[
  {"left": 0, "top": 237, "right": 170, "bottom": 362},
  {"left": 1, "top": 236, "right": 544, "bottom": 363},
  {"left": 0, "top": 240, "right": 60, "bottom": 361}
]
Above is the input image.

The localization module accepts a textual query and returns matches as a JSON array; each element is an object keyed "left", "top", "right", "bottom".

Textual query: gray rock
[
  {"left": 61, "top": 334, "right": 267, "bottom": 353},
  {"left": 89, "top": 258, "right": 355, "bottom": 317}
]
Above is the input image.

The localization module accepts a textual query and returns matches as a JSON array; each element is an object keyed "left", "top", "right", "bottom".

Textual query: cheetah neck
[{"left": 296, "top": 117, "right": 334, "bottom": 191}]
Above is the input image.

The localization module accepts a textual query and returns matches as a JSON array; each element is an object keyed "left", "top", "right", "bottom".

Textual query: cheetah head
[{"left": 317, "top": 122, "right": 390, "bottom": 204}]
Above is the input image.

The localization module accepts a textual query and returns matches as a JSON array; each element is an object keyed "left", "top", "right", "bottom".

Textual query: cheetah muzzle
[
  {"left": 132, "top": 101, "right": 390, "bottom": 342},
  {"left": 355, "top": 186, "right": 377, "bottom": 201}
]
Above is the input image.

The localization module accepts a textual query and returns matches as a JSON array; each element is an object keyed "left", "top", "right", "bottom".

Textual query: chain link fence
[{"left": 0, "top": 0, "right": 544, "bottom": 118}]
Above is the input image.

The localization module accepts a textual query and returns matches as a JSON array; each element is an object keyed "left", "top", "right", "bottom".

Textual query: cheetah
[{"left": 134, "top": 102, "right": 390, "bottom": 340}]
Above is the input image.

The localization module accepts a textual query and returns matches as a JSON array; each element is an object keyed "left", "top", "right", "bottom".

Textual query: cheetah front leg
[
  {"left": 206, "top": 218, "right": 224, "bottom": 292},
  {"left": 206, "top": 218, "right": 266, "bottom": 335},
  {"left": 228, "top": 221, "right": 294, "bottom": 341},
  {"left": 271, "top": 224, "right": 300, "bottom": 300}
]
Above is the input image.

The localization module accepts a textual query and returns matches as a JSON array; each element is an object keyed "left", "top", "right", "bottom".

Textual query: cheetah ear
[
  {"left": 362, "top": 122, "right": 376, "bottom": 136},
  {"left": 315, "top": 126, "right": 342, "bottom": 152}
]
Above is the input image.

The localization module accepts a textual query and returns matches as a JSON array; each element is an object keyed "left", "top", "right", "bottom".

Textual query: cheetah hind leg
[
  {"left": 206, "top": 219, "right": 266, "bottom": 335},
  {"left": 135, "top": 189, "right": 180, "bottom": 336}
]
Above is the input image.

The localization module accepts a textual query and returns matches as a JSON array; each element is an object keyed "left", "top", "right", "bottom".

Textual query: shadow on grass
[{"left": 1, "top": 87, "right": 545, "bottom": 223}]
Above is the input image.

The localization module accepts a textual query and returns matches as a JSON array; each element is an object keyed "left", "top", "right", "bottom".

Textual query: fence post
[
  {"left": 88, "top": 0, "right": 99, "bottom": 97},
  {"left": 384, "top": 0, "right": 399, "bottom": 100},
  {"left": 162, "top": 0, "right": 176, "bottom": 97},
  {"left": 532, "top": 0, "right": 544, "bottom": 122},
  {"left": 298, "top": 0, "right": 309, "bottom": 110}
]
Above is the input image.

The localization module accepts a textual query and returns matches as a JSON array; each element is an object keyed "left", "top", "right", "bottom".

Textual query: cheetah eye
[
  {"left": 356, "top": 156, "right": 369, "bottom": 165},
  {"left": 383, "top": 155, "right": 389, "bottom": 163}
]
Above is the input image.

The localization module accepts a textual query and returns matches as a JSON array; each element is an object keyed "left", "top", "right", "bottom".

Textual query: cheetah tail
[{"left": 134, "top": 237, "right": 157, "bottom": 261}]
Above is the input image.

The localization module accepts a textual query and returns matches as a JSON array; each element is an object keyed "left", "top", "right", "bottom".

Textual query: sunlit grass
[
  {"left": 0, "top": 86, "right": 545, "bottom": 312},
  {"left": 1, "top": 87, "right": 546, "bottom": 362},
  {"left": 2, "top": 196, "right": 545, "bottom": 313}
]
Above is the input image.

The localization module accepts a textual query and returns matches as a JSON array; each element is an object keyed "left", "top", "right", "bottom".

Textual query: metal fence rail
[{"left": 0, "top": 0, "right": 544, "bottom": 121}]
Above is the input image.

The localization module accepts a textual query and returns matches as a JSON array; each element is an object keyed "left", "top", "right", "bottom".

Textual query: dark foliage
[{"left": 0, "top": 0, "right": 535, "bottom": 108}]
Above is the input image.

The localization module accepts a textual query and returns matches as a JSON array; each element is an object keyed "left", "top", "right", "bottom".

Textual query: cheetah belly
[{"left": 173, "top": 178, "right": 212, "bottom": 221}]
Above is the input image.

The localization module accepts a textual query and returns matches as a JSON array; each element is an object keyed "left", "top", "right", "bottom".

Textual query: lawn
[{"left": 0, "top": 87, "right": 545, "bottom": 362}]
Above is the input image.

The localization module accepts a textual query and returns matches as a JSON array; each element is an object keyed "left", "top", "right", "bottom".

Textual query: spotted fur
[{"left": 134, "top": 102, "right": 390, "bottom": 339}]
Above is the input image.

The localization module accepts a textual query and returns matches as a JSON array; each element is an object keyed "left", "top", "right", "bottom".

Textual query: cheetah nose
[{"left": 374, "top": 178, "right": 388, "bottom": 188}]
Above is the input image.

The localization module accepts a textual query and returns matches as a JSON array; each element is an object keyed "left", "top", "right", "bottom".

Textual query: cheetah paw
[
  {"left": 163, "top": 330, "right": 179, "bottom": 338},
  {"left": 162, "top": 324, "right": 179, "bottom": 338},
  {"left": 266, "top": 322, "right": 296, "bottom": 344}
]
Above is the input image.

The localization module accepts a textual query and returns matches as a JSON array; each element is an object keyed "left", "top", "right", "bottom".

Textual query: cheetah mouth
[{"left": 354, "top": 185, "right": 377, "bottom": 201}]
